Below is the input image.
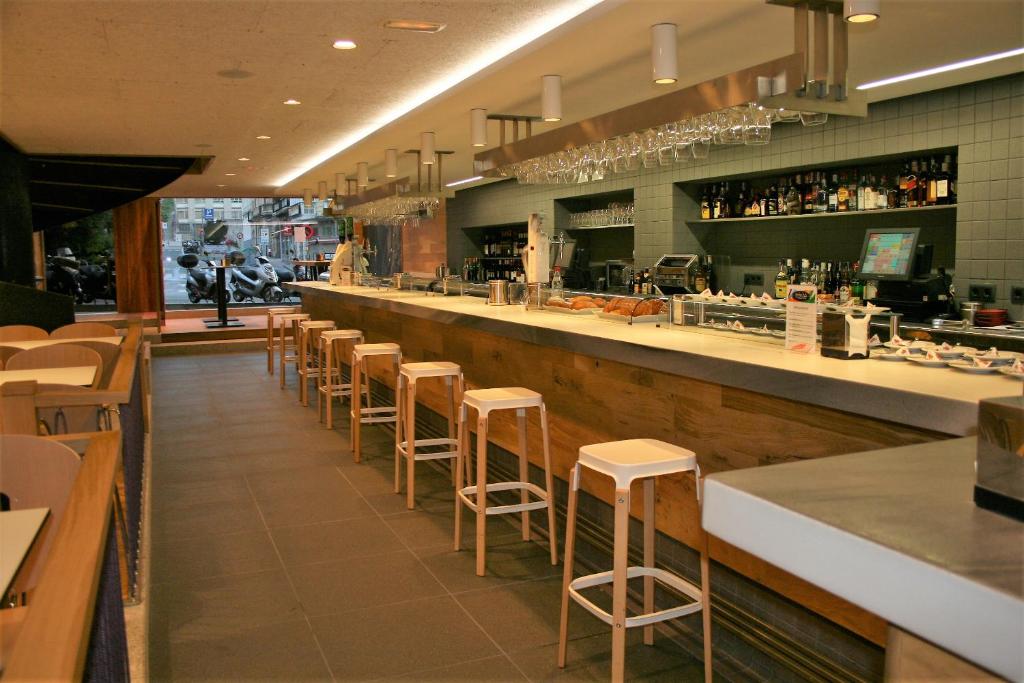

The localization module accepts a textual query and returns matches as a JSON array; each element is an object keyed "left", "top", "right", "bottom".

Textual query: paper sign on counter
[{"left": 786, "top": 284, "right": 818, "bottom": 353}]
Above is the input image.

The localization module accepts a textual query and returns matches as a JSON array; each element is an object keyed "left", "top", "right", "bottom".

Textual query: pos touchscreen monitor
[{"left": 856, "top": 228, "right": 920, "bottom": 281}]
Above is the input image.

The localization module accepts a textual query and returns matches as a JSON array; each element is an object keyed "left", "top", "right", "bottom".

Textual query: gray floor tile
[
  {"left": 150, "top": 477, "right": 253, "bottom": 512},
  {"left": 150, "top": 530, "right": 280, "bottom": 585},
  {"left": 150, "top": 496, "right": 266, "bottom": 541},
  {"left": 247, "top": 465, "right": 375, "bottom": 527},
  {"left": 383, "top": 655, "right": 527, "bottom": 682},
  {"left": 384, "top": 506, "right": 525, "bottom": 551},
  {"left": 413, "top": 534, "right": 561, "bottom": 595},
  {"left": 287, "top": 549, "right": 447, "bottom": 617},
  {"left": 271, "top": 516, "right": 406, "bottom": 566},
  {"left": 310, "top": 595, "right": 499, "bottom": 680}
]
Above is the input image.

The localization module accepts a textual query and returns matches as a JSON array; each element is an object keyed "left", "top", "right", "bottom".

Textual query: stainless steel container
[
  {"left": 888, "top": 312, "right": 903, "bottom": 340},
  {"left": 670, "top": 294, "right": 686, "bottom": 325},
  {"left": 961, "top": 302, "right": 981, "bottom": 327},
  {"left": 526, "top": 282, "right": 544, "bottom": 310},
  {"left": 508, "top": 282, "right": 528, "bottom": 306},
  {"left": 487, "top": 279, "right": 509, "bottom": 305}
]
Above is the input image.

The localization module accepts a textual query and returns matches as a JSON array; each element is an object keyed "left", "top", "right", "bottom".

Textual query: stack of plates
[{"left": 975, "top": 309, "right": 1009, "bottom": 327}]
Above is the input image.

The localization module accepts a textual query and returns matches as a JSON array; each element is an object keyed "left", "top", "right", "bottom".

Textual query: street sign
[{"left": 203, "top": 208, "right": 214, "bottom": 221}]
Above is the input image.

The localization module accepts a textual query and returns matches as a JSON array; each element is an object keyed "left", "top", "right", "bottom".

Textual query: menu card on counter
[{"left": 785, "top": 284, "right": 818, "bottom": 353}]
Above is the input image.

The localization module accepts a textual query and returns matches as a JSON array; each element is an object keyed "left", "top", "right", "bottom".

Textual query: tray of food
[
  {"left": 595, "top": 297, "right": 668, "bottom": 322},
  {"left": 544, "top": 295, "right": 607, "bottom": 314}
]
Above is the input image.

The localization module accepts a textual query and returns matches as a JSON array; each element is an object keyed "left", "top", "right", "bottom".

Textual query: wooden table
[
  {"left": 0, "top": 508, "right": 50, "bottom": 595},
  {"left": 1, "top": 337, "right": 124, "bottom": 351},
  {"left": 0, "top": 366, "right": 97, "bottom": 387}
]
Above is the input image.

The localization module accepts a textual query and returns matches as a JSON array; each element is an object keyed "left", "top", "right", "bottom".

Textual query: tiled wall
[{"left": 447, "top": 73, "right": 1024, "bottom": 316}]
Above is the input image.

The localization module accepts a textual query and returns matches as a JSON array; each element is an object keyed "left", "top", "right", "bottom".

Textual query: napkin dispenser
[
  {"left": 820, "top": 312, "right": 871, "bottom": 360},
  {"left": 975, "top": 395, "right": 1024, "bottom": 521}
]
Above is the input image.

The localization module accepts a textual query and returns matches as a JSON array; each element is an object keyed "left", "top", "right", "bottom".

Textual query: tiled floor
[{"left": 148, "top": 352, "right": 706, "bottom": 681}]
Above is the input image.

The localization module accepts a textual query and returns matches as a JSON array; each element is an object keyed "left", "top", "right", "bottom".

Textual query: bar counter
[{"left": 291, "top": 281, "right": 1016, "bottom": 644}]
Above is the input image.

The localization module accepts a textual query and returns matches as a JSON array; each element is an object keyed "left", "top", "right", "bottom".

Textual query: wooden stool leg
[
  {"left": 611, "top": 484, "right": 631, "bottom": 683},
  {"left": 350, "top": 355, "right": 361, "bottom": 463},
  {"left": 446, "top": 376, "right": 456, "bottom": 486},
  {"left": 267, "top": 314, "right": 274, "bottom": 374},
  {"left": 702, "top": 529, "right": 713, "bottom": 683},
  {"left": 557, "top": 463, "right": 581, "bottom": 669},
  {"left": 301, "top": 329, "right": 309, "bottom": 406},
  {"left": 325, "top": 340, "right": 335, "bottom": 429},
  {"left": 643, "top": 477, "right": 656, "bottom": 646},
  {"left": 475, "top": 415, "right": 488, "bottom": 577},
  {"left": 405, "top": 380, "right": 417, "bottom": 510},
  {"left": 540, "top": 404, "right": 558, "bottom": 566},
  {"left": 316, "top": 338, "right": 324, "bottom": 419},
  {"left": 453, "top": 403, "right": 468, "bottom": 551},
  {"left": 394, "top": 374, "right": 405, "bottom": 494},
  {"left": 516, "top": 407, "right": 530, "bottom": 542},
  {"left": 279, "top": 320, "right": 287, "bottom": 389}
]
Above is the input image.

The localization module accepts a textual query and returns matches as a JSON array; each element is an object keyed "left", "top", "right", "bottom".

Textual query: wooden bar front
[{"left": 301, "top": 288, "right": 947, "bottom": 645}]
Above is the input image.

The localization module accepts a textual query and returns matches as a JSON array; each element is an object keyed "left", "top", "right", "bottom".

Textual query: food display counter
[{"left": 289, "top": 280, "right": 1019, "bottom": 645}]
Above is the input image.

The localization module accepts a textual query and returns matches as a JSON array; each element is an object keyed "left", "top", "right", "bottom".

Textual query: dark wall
[
  {"left": 0, "top": 137, "right": 35, "bottom": 286},
  {"left": 0, "top": 281, "right": 75, "bottom": 330}
]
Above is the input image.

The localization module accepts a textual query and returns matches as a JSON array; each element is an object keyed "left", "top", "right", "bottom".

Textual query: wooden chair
[
  {"left": 56, "top": 341, "right": 119, "bottom": 389},
  {"left": 0, "top": 434, "right": 81, "bottom": 598},
  {"left": 49, "top": 322, "right": 118, "bottom": 339},
  {"left": 6, "top": 345, "right": 103, "bottom": 389},
  {"left": 35, "top": 384, "right": 113, "bottom": 435},
  {"left": 0, "top": 326, "right": 47, "bottom": 343},
  {"left": 0, "top": 345, "right": 21, "bottom": 369}
]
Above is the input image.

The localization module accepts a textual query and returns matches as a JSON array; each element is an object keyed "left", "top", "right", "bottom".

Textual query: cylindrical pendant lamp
[
  {"left": 471, "top": 108, "right": 487, "bottom": 147},
  {"left": 844, "top": 0, "right": 880, "bottom": 22},
  {"left": 420, "top": 132, "right": 436, "bottom": 165},
  {"left": 335, "top": 172, "right": 346, "bottom": 195},
  {"left": 303, "top": 188, "right": 313, "bottom": 207},
  {"left": 357, "top": 162, "right": 369, "bottom": 188},
  {"left": 317, "top": 180, "right": 328, "bottom": 199},
  {"left": 385, "top": 148, "right": 398, "bottom": 178},
  {"left": 541, "top": 75, "right": 562, "bottom": 122},
  {"left": 651, "top": 23, "right": 678, "bottom": 84}
]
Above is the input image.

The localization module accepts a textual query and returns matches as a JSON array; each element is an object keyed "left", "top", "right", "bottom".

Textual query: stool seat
[
  {"left": 299, "top": 320, "right": 335, "bottom": 329},
  {"left": 321, "top": 329, "right": 363, "bottom": 340},
  {"left": 579, "top": 439, "right": 696, "bottom": 489},
  {"left": 267, "top": 306, "right": 296, "bottom": 315},
  {"left": 278, "top": 313, "right": 309, "bottom": 321},
  {"left": 400, "top": 361, "right": 461, "bottom": 380},
  {"left": 462, "top": 387, "right": 542, "bottom": 415},
  {"left": 353, "top": 342, "right": 401, "bottom": 359}
]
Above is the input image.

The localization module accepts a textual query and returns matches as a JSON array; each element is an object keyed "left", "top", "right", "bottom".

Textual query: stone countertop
[
  {"left": 290, "top": 282, "right": 1022, "bottom": 435},
  {"left": 702, "top": 437, "right": 1023, "bottom": 681}
]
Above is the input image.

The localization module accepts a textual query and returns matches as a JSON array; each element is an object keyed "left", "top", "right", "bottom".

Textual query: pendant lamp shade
[
  {"left": 651, "top": 23, "right": 678, "bottom": 84},
  {"left": 335, "top": 173, "right": 345, "bottom": 195},
  {"left": 541, "top": 75, "right": 562, "bottom": 122},
  {"left": 317, "top": 180, "right": 328, "bottom": 199},
  {"left": 303, "top": 188, "right": 313, "bottom": 207},
  {"left": 844, "top": 0, "right": 880, "bottom": 22},
  {"left": 357, "top": 162, "right": 369, "bottom": 188},
  {"left": 420, "top": 132, "right": 436, "bottom": 165},
  {"left": 471, "top": 108, "right": 487, "bottom": 147},
  {"left": 385, "top": 148, "right": 399, "bottom": 178}
]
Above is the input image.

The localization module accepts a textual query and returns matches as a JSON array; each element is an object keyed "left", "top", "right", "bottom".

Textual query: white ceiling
[{"left": 2, "top": 0, "right": 1022, "bottom": 198}]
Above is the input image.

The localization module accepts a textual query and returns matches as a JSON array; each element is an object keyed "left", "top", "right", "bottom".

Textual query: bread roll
[
  {"left": 592, "top": 298, "right": 606, "bottom": 307},
  {"left": 571, "top": 300, "right": 598, "bottom": 310}
]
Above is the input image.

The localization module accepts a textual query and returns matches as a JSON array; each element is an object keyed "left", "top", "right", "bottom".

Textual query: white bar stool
[
  {"left": 266, "top": 306, "right": 297, "bottom": 374},
  {"left": 557, "top": 438, "right": 711, "bottom": 683},
  {"left": 394, "top": 361, "right": 464, "bottom": 510},
  {"left": 317, "top": 329, "right": 364, "bottom": 428},
  {"left": 277, "top": 313, "right": 310, "bottom": 388},
  {"left": 453, "top": 387, "right": 558, "bottom": 576},
  {"left": 350, "top": 343, "right": 401, "bottom": 463},
  {"left": 297, "top": 320, "right": 336, "bottom": 406}
]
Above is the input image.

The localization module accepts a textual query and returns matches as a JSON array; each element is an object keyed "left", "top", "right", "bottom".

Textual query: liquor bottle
[
  {"left": 850, "top": 261, "right": 864, "bottom": 304},
  {"left": 712, "top": 184, "right": 723, "bottom": 219},
  {"left": 838, "top": 262, "right": 852, "bottom": 304},
  {"left": 799, "top": 258, "right": 812, "bottom": 286},
  {"left": 804, "top": 173, "right": 816, "bottom": 213},
  {"left": 705, "top": 255, "right": 716, "bottom": 293},
  {"left": 916, "top": 158, "right": 929, "bottom": 207},
  {"left": 786, "top": 175, "right": 802, "bottom": 215},
  {"left": 898, "top": 162, "right": 909, "bottom": 208},
  {"left": 837, "top": 172, "right": 850, "bottom": 212},
  {"left": 775, "top": 260, "right": 789, "bottom": 299},
  {"left": 693, "top": 257, "right": 708, "bottom": 292},
  {"left": 926, "top": 157, "right": 939, "bottom": 206},
  {"left": 641, "top": 269, "right": 651, "bottom": 295},
  {"left": 767, "top": 182, "right": 779, "bottom": 216},
  {"left": 700, "top": 185, "right": 711, "bottom": 219},
  {"left": 721, "top": 182, "right": 732, "bottom": 218},
  {"left": 552, "top": 267, "right": 564, "bottom": 298},
  {"left": 876, "top": 176, "right": 890, "bottom": 210},
  {"left": 905, "top": 161, "right": 918, "bottom": 208},
  {"left": 786, "top": 258, "right": 796, "bottom": 285},
  {"left": 734, "top": 182, "right": 747, "bottom": 218},
  {"left": 937, "top": 154, "right": 952, "bottom": 205},
  {"left": 827, "top": 173, "right": 839, "bottom": 213},
  {"left": 815, "top": 173, "right": 829, "bottom": 213},
  {"left": 848, "top": 175, "right": 859, "bottom": 211},
  {"left": 856, "top": 175, "right": 867, "bottom": 212},
  {"left": 818, "top": 262, "right": 834, "bottom": 303}
]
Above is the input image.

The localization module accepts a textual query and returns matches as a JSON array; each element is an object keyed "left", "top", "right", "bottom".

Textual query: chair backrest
[
  {"left": 6, "top": 345, "right": 104, "bottom": 388},
  {"left": 57, "top": 341, "right": 120, "bottom": 389},
  {"left": 49, "top": 322, "right": 118, "bottom": 340},
  {"left": 0, "top": 345, "right": 22, "bottom": 369},
  {"left": 0, "top": 326, "right": 48, "bottom": 343},
  {"left": 0, "top": 434, "right": 81, "bottom": 593}
]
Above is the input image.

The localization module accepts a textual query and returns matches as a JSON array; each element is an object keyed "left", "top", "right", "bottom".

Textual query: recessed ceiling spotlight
[
  {"left": 383, "top": 19, "right": 446, "bottom": 33},
  {"left": 844, "top": 0, "right": 880, "bottom": 23},
  {"left": 283, "top": 98, "right": 301, "bottom": 105},
  {"left": 224, "top": 173, "right": 237, "bottom": 176},
  {"left": 216, "top": 184, "right": 227, "bottom": 187},
  {"left": 237, "top": 157, "right": 250, "bottom": 161},
  {"left": 333, "top": 39, "right": 357, "bottom": 49},
  {"left": 256, "top": 135, "right": 271, "bottom": 140}
]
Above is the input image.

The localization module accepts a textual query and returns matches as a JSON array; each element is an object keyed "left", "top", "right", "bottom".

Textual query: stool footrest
[
  {"left": 457, "top": 482, "right": 550, "bottom": 515},
  {"left": 397, "top": 438, "right": 458, "bottom": 461},
  {"left": 568, "top": 566, "right": 703, "bottom": 628}
]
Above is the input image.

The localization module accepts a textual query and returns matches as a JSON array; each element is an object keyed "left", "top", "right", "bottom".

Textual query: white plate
[
  {"left": 750, "top": 328, "right": 774, "bottom": 336},
  {"left": 947, "top": 360, "right": 1001, "bottom": 374},
  {"left": 931, "top": 346, "right": 975, "bottom": 359},
  {"left": 965, "top": 350, "right": 1021, "bottom": 365},
  {"left": 907, "top": 356, "right": 949, "bottom": 367},
  {"left": 884, "top": 342, "right": 927, "bottom": 353},
  {"left": 874, "top": 351, "right": 910, "bottom": 361},
  {"left": 998, "top": 367, "right": 1024, "bottom": 380},
  {"left": 770, "top": 330, "right": 786, "bottom": 338}
]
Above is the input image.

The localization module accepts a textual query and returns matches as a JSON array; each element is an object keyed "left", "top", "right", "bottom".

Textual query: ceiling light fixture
[
  {"left": 856, "top": 47, "right": 1024, "bottom": 90},
  {"left": 237, "top": 157, "right": 250, "bottom": 161},
  {"left": 470, "top": 108, "right": 488, "bottom": 147},
  {"left": 541, "top": 75, "right": 562, "bottom": 122},
  {"left": 303, "top": 188, "right": 313, "bottom": 206},
  {"left": 224, "top": 173, "right": 237, "bottom": 176},
  {"left": 272, "top": 0, "right": 604, "bottom": 187},
  {"left": 651, "top": 23, "right": 678, "bottom": 84},
  {"left": 420, "top": 132, "right": 436, "bottom": 165},
  {"left": 256, "top": 135, "right": 271, "bottom": 140},
  {"left": 216, "top": 184, "right": 227, "bottom": 187},
  {"left": 383, "top": 19, "right": 446, "bottom": 33},
  {"left": 318, "top": 180, "right": 328, "bottom": 199},
  {"left": 335, "top": 173, "right": 346, "bottom": 195},
  {"left": 385, "top": 149, "right": 399, "bottom": 178},
  {"left": 446, "top": 176, "right": 483, "bottom": 188},
  {"left": 283, "top": 98, "right": 301, "bottom": 105},
  {"left": 333, "top": 39, "right": 357, "bottom": 49},
  {"left": 357, "top": 162, "right": 369, "bottom": 188},
  {"left": 844, "top": 0, "right": 880, "bottom": 23}
]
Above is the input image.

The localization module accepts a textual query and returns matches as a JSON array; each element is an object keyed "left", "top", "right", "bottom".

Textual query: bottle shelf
[{"left": 687, "top": 204, "right": 955, "bottom": 225}]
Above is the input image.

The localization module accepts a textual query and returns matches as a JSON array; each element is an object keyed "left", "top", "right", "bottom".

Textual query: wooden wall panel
[
  {"left": 302, "top": 290, "right": 947, "bottom": 645},
  {"left": 113, "top": 198, "right": 162, "bottom": 315},
  {"left": 401, "top": 200, "right": 447, "bottom": 275}
]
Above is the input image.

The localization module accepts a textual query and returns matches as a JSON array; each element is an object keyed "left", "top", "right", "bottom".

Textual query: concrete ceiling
[{"left": 2, "top": 0, "right": 1021, "bottom": 199}]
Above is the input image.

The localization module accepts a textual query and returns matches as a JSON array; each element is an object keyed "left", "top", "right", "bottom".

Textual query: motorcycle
[
  {"left": 78, "top": 253, "right": 116, "bottom": 303},
  {"left": 46, "top": 250, "right": 83, "bottom": 302},
  {"left": 227, "top": 250, "right": 284, "bottom": 303},
  {"left": 177, "top": 254, "right": 220, "bottom": 304}
]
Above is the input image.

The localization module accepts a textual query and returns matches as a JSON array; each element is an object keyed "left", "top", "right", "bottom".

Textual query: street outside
[{"left": 161, "top": 242, "right": 302, "bottom": 306}]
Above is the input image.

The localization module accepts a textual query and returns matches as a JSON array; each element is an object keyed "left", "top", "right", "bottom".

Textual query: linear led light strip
[
  {"left": 446, "top": 175, "right": 483, "bottom": 187},
  {"left": 273, "top": 0, "right": 607, "bottom": 187},
  {"left": 856, "top": 47, "right": 1024, "bottom": 90}
]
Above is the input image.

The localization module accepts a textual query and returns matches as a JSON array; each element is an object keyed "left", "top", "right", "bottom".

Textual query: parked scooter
[
  {"left": 78, "top": 253, "right": 116, "bottom": 303},
  {"left": 227, "top": 250, "right": 284, "bottom": 303},
  {"left": 176, "top": 254, "right": 220, "bottom": 304},
  {"left": 46, "top": 248, "right": 83, "bottom": 302}
]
